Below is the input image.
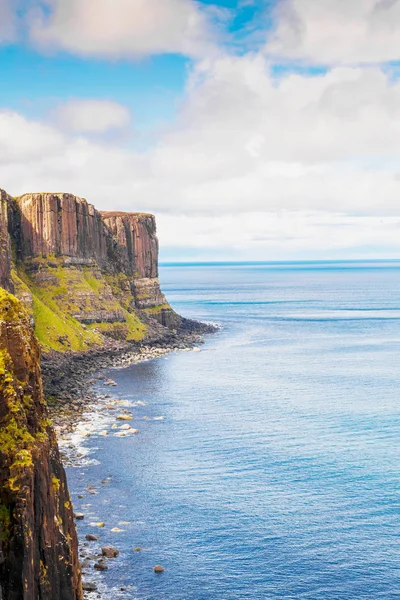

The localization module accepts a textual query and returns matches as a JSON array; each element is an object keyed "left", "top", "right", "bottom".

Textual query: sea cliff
[
  {"left": 0, "top": 187, "right": 212, "bottom": 599},
  {"left": 1, "top": 190, "right": 188, "bottom": 352}
]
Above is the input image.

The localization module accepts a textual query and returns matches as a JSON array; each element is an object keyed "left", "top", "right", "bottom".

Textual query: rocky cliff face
[
  {"left": 100, "top": 211, "right": 158, "bottom": 278},
  {"left": 0, "top": 289, "right": 82, "bottom": 600},
  {"left": 0, "top": 189, "right": 182, "bottom": 351},
  {"left": 0, "top": 191, "right": 13, "bottom": 293},
  {"left": 100, "top": 212, "right": 169, "bottom": 310},
  {"left": 17, "top": 193, "right": 108, "bottom": 266}
]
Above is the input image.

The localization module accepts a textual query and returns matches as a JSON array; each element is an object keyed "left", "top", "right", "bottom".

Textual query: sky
[{"left": 2, "top": 0, "right": 400, "bottom": 261}]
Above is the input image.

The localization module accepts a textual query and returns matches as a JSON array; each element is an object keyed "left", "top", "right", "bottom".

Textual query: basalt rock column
[
  {"left": 0, "top": 190, "right": 13, "bottom": 292},
  {"left": 100, "top": 211, "right": 168, "bottom": 309},
  {"left": 17, "top": 193, "right": 109, "bottom": 264}
]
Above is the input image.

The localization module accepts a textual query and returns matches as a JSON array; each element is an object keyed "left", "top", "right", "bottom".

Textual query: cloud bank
[
  {"left": 2, "top": 0, "right": 400, "bottom": 258},
  {"left": 54, "top": 99, "right": 132, "bottom": 135},
  {"left": 28, "top": 0, "right": 221, "bottom": 59},
  {"left": 266, "top": 0, "right": 400, "bottom": 65}
]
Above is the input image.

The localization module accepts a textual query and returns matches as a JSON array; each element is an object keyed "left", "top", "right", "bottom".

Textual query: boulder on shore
[{"left": 102, "top": 546, "right": 120, "bottom": 558}]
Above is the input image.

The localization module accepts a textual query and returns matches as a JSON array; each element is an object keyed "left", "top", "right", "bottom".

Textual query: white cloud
[
  {"left": 0, "top": 110, "right": 64, "bottom": 162},
  {"left": 3, "top": 54, "right": 400, "bottom": 258},
  {"left": 154, "top": 56, "right": 400, "bottom": 173},
  {"left": 157, "top": 212, "right": 400, "bottom": 260},
  {"left": 266, "top": 0, "right": 400, "bottom": 65},
  {"left": 28, "top": 0, "right": 220, "bottom": 59},
  {"left": 54, "top": 99, "right": 132, "bottom": 134}
]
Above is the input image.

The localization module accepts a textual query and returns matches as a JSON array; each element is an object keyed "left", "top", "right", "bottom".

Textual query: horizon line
[{"left": 160, "top": 258, "right": 400, "bottom": 266}]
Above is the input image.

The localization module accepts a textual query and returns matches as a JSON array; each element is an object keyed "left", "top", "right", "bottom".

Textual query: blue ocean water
[{"left": 68, "top": 262, "right": 400, "bottom": 599}]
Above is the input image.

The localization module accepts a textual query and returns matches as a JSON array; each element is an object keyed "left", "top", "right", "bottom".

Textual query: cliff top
[{"left": 100, "top": 210, "right": 154, "bottom": 219}]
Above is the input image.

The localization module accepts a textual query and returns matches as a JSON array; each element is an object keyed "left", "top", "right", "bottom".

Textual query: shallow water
[{"left": 68, "top": 262, "right": 400, "bottom": 599}]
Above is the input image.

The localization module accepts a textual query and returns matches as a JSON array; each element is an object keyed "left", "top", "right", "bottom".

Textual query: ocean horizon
[{"left": 160, "top": 259, "right": 400, "bottom": 268}]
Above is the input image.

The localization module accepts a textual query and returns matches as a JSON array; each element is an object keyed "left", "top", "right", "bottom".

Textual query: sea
[{"left": 67, "top": 261, "right": 400, "bottom": 600}]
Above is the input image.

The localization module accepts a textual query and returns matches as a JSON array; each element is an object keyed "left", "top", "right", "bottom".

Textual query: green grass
[
  {"left": 87, "top": 309, "right": 146, "bottom": 342},
  {"left": 11, "top": 259, "right": 149, "bottom": 352},
  {"left": 31, "top": 292, "right": 100, "bottom": 352},
  {"left": 0, "top": 292, "right": 48, "bottom": 497},
  {"left": 143, "top": 303, "right": 171, "bottom": 315}
]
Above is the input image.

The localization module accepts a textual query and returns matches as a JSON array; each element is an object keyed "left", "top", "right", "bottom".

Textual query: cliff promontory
[
  {"left": 0, "top": 187, "right": 208, "bottom": 598},
  {"left": 1, "top": 190, "right": 185, "bottom": 353}
]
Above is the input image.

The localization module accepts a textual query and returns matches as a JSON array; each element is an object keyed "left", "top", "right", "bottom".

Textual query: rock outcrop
[
  {"left": 17, "top": 193, "right": 108, "bottom": 266},
  {"left": 100, "top": 211, "right": 169, "bottom": 310},
  {"left": 0, "top": 289, "right": 82, "bottom": 600},
  {"left": 100, "top": 211, "right": 159, "bottom": 278},
  {"left": 0, "top": 189, "right": 184, "bottom": 351}
]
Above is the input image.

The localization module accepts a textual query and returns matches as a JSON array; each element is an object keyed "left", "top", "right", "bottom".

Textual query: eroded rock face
[
  {"left": 100, "top": 211, "right": 158, "bottom": 278},
  {"left": 0, "top": 190, "right": 13, "bottom": 292},
  {"left": 0, "top": 291, "right": 82, "bottom": 600},
  {"left": 1, "top": 188, "right": 183, "bottom": 349},
  {"left": 18, "top": 193, "right": 109, "bottom": 266},
  {"left": 16, "top": 194, "right": 170, "bottom": 311},
  {"left": 101, "top": 211, "right": 169, "bottom": 310}
]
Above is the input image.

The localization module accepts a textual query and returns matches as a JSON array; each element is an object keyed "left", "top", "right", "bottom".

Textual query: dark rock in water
[
  {"left": 102, "top": 546, "right": 119, "bottom": 558},
  {"left": 82, "top": 582, "right": 97, "bottom": 592},
  {"left": 153, "top": 565, "right": 165, "bottom": 573},
  {"left": 86, "top": 534, "right": 100, "bottom": 541},
  {"left": 94, "top": 560, "right": 108, "bottom": 571},
  {"left": 87, "top": 554, "right": 102, "bottom": 560}
]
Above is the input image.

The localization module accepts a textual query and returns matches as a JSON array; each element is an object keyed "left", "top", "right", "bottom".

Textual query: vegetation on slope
[
  {"left": 11, "top": 259, "right": 147, "bottom": 353},
  {"left": 0, "top": 290, "right": 48, "bottom": 533}
]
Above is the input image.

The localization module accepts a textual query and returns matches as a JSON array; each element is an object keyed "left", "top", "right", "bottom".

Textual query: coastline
[
  {"left": 44, "top": 322, "right": 218, "bottom": 597},
  {"left": 44, "top": 319, "right": 216, "bottom": 441}
]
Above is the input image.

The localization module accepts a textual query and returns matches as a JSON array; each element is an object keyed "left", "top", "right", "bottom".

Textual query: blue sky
[
  {"left": 1, "top": 46, "right": 189, "bottom": 135},
  {"left": 2, "top": 0, "right": 400, "bottom": 261}
]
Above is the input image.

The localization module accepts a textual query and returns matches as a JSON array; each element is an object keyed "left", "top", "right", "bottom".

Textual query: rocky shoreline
[
  {"left": 39, "top": 321, "right": 218, "bottom": 597},
  {"left": 46, "top": 330, "right": 209, "bottom": 445}
]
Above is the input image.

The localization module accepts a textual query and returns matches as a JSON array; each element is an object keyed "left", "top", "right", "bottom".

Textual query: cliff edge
[
  {"left": 0, "top": 289, "right": 82, "bottom": 600},
  {"left": 1, "top": 190, "right": 194, "bottom": 354}
]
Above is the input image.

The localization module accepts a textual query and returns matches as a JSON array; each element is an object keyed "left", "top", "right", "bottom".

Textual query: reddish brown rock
[
  {"left": 100, "top": 211, "right": 158, "bottom": 278},
  {"left": 0, "top": 188, "right": 192, "bottom": 351},
  {"left": 0, "top": 291, "right": 83, "bottom": 600},
  {"left": 14, "top": 194, "right": 171, "bottom": 312},
  {"left": 0, "top": 190, "right": 13, "bottom": 292},
  {"left": 153, "top": 565, "right": 165, "bottom": 573},
  {"left": 101, "top": 546, "right": 119, "bottom": 558},
  {"left": 101, "top": 211, "right": 170, "bottom": 310},
  {"left": 17, "top": 192, "right": 109, "bottom": 265}
]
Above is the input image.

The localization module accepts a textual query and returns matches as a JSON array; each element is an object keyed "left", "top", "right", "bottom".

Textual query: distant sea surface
[{"left": 68, "top": 261, "right": 400, "bottom": 599}]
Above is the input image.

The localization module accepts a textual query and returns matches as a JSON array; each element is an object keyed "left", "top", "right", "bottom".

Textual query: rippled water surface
[{"left": 68, "top": 262, "right": 400, "bottom": 599}]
